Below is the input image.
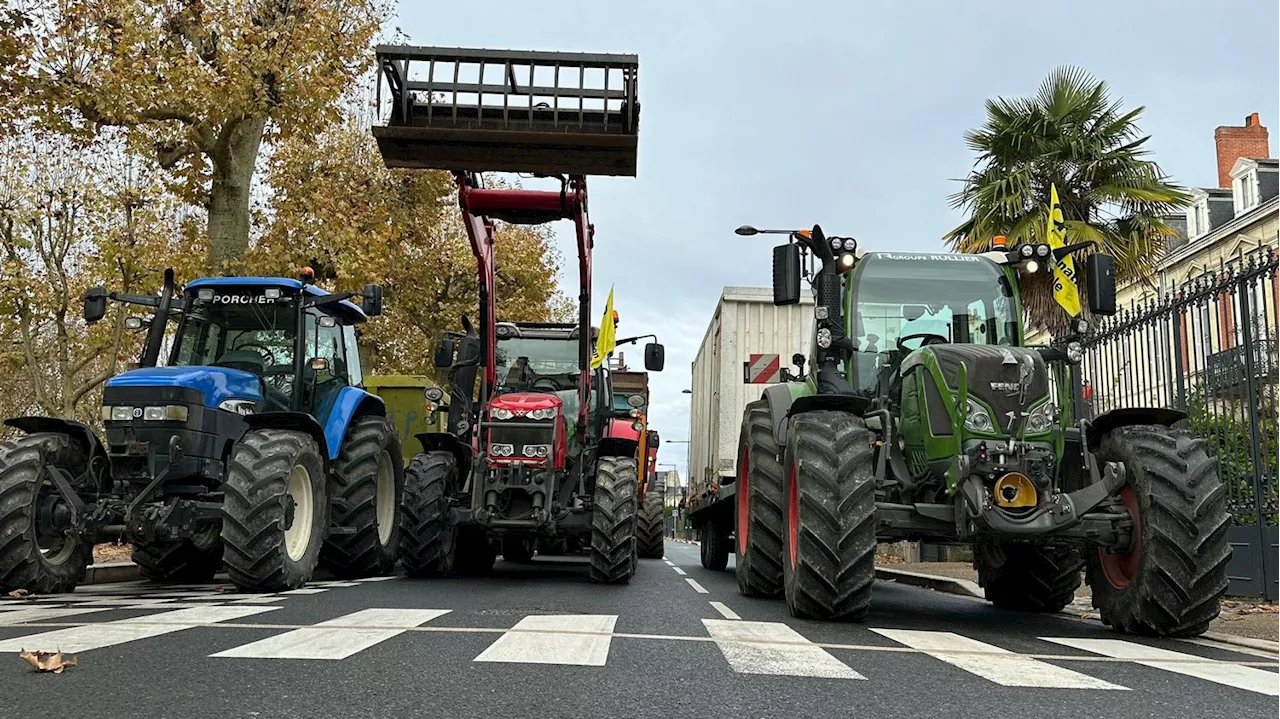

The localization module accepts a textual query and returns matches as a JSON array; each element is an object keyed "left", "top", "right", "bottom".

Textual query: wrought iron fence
[{"left": 1079, "top": 247, "right": 1278, "bottom": 599}]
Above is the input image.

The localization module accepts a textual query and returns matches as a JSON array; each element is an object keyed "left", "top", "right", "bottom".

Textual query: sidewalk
[{"left": 879, "top": 558, "right": 1279, "bottom": 643}]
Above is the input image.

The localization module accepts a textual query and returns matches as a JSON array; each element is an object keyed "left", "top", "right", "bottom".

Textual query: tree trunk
[{"left": 207, "top": 116, "right": 267, "bottom": 272}]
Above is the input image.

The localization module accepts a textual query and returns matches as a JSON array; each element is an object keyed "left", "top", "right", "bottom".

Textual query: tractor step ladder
[{"left": 373, "top": 45, "right": 640, "bottom": 177}]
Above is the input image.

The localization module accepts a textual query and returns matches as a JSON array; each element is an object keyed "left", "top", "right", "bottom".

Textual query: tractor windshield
[
  {"left": 171, "top": 297, "right": 300, "bottom": 407},
  {"left": 848, "top": 253, "right": 1019, "bottom": 395},
  {"left": 494, "top": 337, "right": 581, "bottom": 393}
]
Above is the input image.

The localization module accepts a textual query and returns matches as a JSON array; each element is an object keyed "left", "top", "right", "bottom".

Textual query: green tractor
[{"left": 727, "top": 224, "right": 1229, "bottom": 637}]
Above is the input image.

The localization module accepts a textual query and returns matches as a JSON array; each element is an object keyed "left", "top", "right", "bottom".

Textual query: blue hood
[{"left": 105, "top": 366, "right": 264, "bottom": 409}]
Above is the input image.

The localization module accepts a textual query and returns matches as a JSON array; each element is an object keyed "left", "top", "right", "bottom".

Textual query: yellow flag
[
  {"left": 591, "top": 286, "right": 617, "bottom": 369},
  {"left": 1046, "top": 184, "right": 1082, "bottom": 317}
]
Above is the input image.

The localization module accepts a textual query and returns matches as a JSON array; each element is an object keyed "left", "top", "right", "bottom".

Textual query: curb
[
  {"left": 874, "top": 566, "right": 984, "bottom": 599},
  {"left": 84, "top": 561, "right": 141, "bottom": 585},
  {"left": 877, "top": 564, "right": 1278, "bottom": 653}
]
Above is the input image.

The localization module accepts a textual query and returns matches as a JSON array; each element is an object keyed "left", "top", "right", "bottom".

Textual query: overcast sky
[{"left": 395, "top": 0, "right": 1279, "bottom": 478}]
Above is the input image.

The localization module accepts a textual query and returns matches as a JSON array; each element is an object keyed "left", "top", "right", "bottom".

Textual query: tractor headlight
[
  {"left": 816, "top": 327, "right": 832, "bottom": 349},
  {"left": 264, "top": 288, "right": 281, "bottom": 299},
  {"left": 107, "top": 405, "right": 135, "bottom": 421},
  {"left": 143, "top": 405, "right": 189, "bottom": 422},
  {"left": 490, "top": 443, "right": 514, "bottom": 457},
  {"left": 528, "top": 407, "right": 557, "bottom": 420},
  {"left": 424, "top": 387, "right": 445, "bottom": 402},
  {"left": 627, "top": 394, "right": 645, "bottom": 408},
  {"left": 1066, "top": 341, "right": 1083, "bottom": 364},
  {"left": 523, "top": 444, "right": 551, "bottom": 458},
  {"left": 1019, "top": 244, "right": 1034, "bottom": 258},
  {"left": 1035, "top": 243, "right": 1050, "bottom": 258},
  {"left": 964, "top": 398, "right": 994, "bottom": 433},
  {"left": 218, "top": 399, "right": 255, "bottom": 416},
  {"left": 1026, "top": 402, "right": 1057, "bottom": 434},
  {"left": 490, "top": 407, "right": 513, "bottom": 421}
]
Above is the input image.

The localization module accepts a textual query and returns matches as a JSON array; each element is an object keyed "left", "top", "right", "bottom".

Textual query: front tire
[
  {"left": 589, "top": 456, "right": 638, "bottom": 584},
  {"left": 975, "top": 543, "right": 1082, "bottom": 613},
  {"left": 636, "top": 491, "right": 665, "bottom": 559},
  {"left": 782, "top": 411, "right": 876, "bottom": 621},
  {"left": 0, "top": 433, "right": 93, "bottom": 594},
  {"left": 220, "top": 429, "right": 328, "bottom": 593},
  {"left": 1085, "top": 425, "right": 1230, "bottom": 637},
  {"left": 399, "top": 452, "right": 457, "bottom": 578},
  {"left": 735, "top": 399, "right": 785, "bottom": 598},
  {"left": 320, "top": 416, "right": 404, "bottom": 578}
]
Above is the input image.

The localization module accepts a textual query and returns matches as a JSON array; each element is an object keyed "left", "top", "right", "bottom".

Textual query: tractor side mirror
[
  {"left": 644, "top": 342, "right": 665, "bottom": 372},
  {"left": 772, "top": 243, "right": 802, "bottom": 306},
  {"left": 361, "top": 284, "right": 384, "bottom": 317},
  {"left": 83, "top": 286, "right": 107, "bottom": 323},
  {"left": 433, "top": 338, "right": 456, "bottom": 368},
  {"left": 1086, "top": 253, "right": 1117, "bottom": 316}
]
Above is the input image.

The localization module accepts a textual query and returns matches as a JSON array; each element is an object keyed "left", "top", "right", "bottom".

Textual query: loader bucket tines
[{"left": 373, "top": 45, "right": 640, "bottom": 177}]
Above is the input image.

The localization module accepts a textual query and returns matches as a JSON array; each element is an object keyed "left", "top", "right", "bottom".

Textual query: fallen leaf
[
  {"left": 214, "top": 585, "right": 233, "bottom": 594},
  {"left": 8, "top": 589, "right": 29, "bottom": 598},
  {"left": 19, "top": 649, "right": 78, "bottom": 673}
]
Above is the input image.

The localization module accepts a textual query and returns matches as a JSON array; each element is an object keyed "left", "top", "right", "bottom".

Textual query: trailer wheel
[
  {"left": 399, "top": 452, "right": 457, "bottom": 578},
  {"left": 1085, "top": 425, "right": 1230, "bottom": 637},
  {"left": 133, "top": 525, "right": 223, "bottom": 584},
  {"left": 589, "top": 456, "right": 638, "bottom": 584},
  {"left": 636, "top": 491, "right": 665, "bottom": 559},
  {"left": 700, "top": 516, "right": 730, "bottom": 571},
  {"left": 0, "top": 433, "right": 93, "bottom": 594},
  {"left": 501, "top": 535, "right": 534, "bottom": 563},
  {"left": 782, "top": 411, "right": 876, "bottom": 621},
  {"left": 974, "top": 543, "right": 1081, "bottom": 613},
  {"left": 220, "top": 429, "right": 328, "bottom": 593},
  {"left": 735, "top": 399, "right": 784, "bottom": 598},
  {"left": 320, "top": 416, "right": 404, "bottom": 578}
]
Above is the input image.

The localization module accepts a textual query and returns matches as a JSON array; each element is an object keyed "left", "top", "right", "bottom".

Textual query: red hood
[
  {"left": 489, "top": 392, "right": 562, "bottom": 416},
  {"left": 606, "top": 416, "right": 641, "bottom": 441}
]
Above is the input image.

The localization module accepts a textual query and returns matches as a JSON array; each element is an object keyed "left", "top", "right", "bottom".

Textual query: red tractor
[{"left": 372, "top": 45, "right": 662, "bottom": 582}]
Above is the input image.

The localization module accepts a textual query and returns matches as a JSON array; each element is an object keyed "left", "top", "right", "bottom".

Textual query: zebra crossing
[{"left": 2, "top": 593, "right": 1275, "bottom": 696}]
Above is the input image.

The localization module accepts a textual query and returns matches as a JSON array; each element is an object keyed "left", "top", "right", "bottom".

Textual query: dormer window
[
  {"left": 1234, "top": 171, "right": 1258, "bottom": 214},
  {"left": 1187, "top": 199, "right": 1210, "bottom": 239}
]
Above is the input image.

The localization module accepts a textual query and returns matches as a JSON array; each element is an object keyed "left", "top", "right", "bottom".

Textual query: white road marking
[
  {"left": 704, "top": 619, "right": 864, "bottom": 679},
  {"left": 0, "top": 606, "right": 115, "bottom": 624},
  {"left": 709, "top": 602, "right": 740, "bottom": 620},
  {"left": 473, "top": 615, "right": 617, "bottom": 666},
  {"left": 352, "top": 576, "right": 397, "bottom": 582},
  {"left": 211, "top": 608, "right": 450, "bottom": 660},
  {"left": 1042, "top": 637, "right": 1280, "bottom": 696},
  {"left": 69, "top": 597, "right": 189, "bottom": 607},
  {"left": 0, "top": 606, "right": 279, "bottom": 653},
  {"left": 231, "top": 595, "right": 289, "bottom": 604},
  {"left": 280, "top": 588, "right": 329, "bottom": 595},
  {"left": 672, "top": 567, "right": 687, "bottom": 576},
  {"left": 307, "top": 581, "right": 361, "bottom": 588},
  {"left": 1179, "top": 637, "right": 1280, "bottom": 660},
  {"left": 663, "top": 560, "right": 674, "bottom": 566},
  {"left": 873, "top": 629, "right": 1127, "bottom": 689},
  {"left": 685, "top": 578, "right": 709, "bottom": 594}
]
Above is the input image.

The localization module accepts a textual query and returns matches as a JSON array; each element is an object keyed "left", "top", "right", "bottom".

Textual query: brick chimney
[{"left": 1214, "top": 112, "right": 1271, "bottom": 188}]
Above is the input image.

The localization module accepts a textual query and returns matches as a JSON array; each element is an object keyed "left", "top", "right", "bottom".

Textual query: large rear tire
[
  {"left": 782, "top": 411, "right": 876, "bottom": 621},
  {"left": 589, "top": 456, "right": 638, "bottom": 584},
  {"left": 133, "top": 525, "right": 223, "bottom": 584},
  {"left": 974, "top": 543, "right": 1082, "bottom": 613},
  {"left": 0, "top": 433, "right": 93, "bottom": 594},
  {"left": 320, "top": 416, "right": 404, "bottom": 578},
  {"left": 735, "top": 399, "right": 784, "bottom": 598},
  {"left": 220, "top": 429, "right": 328, "bottom": 593},
  {"left": 1085, "top": 425, "right": 1230, "bottom": 637},
  {"left": 398, "top": 452, "right": 457, "bottom": 578},
  {"left": 636, "top": 492, "right": 665, "bottom": 559}
]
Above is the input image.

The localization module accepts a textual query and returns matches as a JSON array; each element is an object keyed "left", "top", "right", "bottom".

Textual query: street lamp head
[{"left": 735, "top": 225, "right": 760, "bottom": 236}]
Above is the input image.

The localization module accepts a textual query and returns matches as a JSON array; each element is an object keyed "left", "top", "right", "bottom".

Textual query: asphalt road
[{"left": 1, "top": 541, "right": 1275, "bottom": 719}]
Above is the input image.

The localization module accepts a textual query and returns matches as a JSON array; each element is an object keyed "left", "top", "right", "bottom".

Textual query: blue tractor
[{"left": 0, "top": 269, "right": 404, "bottom": 594}]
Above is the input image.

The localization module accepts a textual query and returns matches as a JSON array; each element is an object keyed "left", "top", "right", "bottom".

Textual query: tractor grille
[{"left": 488, "top": 422, "right": 554, "bottom": 459}]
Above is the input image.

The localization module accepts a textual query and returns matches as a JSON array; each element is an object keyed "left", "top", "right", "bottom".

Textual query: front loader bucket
[{"left": 373, "top": 45, "right": 640, "bottom": 177}]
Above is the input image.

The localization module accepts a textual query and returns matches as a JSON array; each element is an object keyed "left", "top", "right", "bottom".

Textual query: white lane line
[
  {"left": 0, "top": 606, "right": 279, "bottom": 653},
  {"left": 685, "top": 578, "right": 709, "bottom": 594},
  {"left": 1043, "top": 637, "right": 1279, "bottom": 696},
  {"left": 663, "top": 560, "right": 675, "bottom": 566},
  {"left": 352, "top": 576, "right": 397, "bottom": 583},
  {"left": 873, "top": 629, "right": 1126, "bottom": 689},
  {"left": 709, "top": 602, "right": 740, "bottom": 620},
  {"left": 0, "top": 606, "right": 115, "bottom": 624},
  {"left": 231, "top": 595, "right": 288, "bottom": 604},
  {"left": 307, "top": 581, "right": 361, "bottom": 588},
  {"left": 212, "top": 608, "right": 450, "bottom": 660},
  {"left": 474, "top": 615, "right": 618, "bottom": 666},
  {"left": 704, "top": 619, "right": 863, "bottom": 679},
  {"left": 280, "top": 588, "right": 329, "bottom": 595},
  {"left": 1179, "top": 637, "right": 1279, "bottom": 660},
  {"left": 672, "top": 567, "right": 688, "bottom": 576}
]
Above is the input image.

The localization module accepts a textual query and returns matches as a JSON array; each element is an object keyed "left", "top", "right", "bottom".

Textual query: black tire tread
[
  {"left": 783, "top": 411, "right": 877, "bottom": 621},
  {"left": 320, "top": 416, "right": 403, "bottom": 578},
  {"left": 701, "top": 518, "right": 730, "bottom": 571},
  {"left": 975, "top": 543, "right": 1082, "bottom": 613},
  {"left": 1086, "top": 424, "right": 1230, "bottom": 637},
  {"left": 589, "top": 456, "right": 638, "bottom": 584},
  {"left": 398, "top": 451, "right": 456, "bottom": 578},
  {"left": 0, "top": 433, "right": 92, "bottom": 594},
  {"left": 636, "top": 492, "right": 665, "bottom": 559},
  {"left": 736, "top": 399, "right": 785, "bottom": 598},
  {"left": 132, "top": 531, "right": 223, "bottom": 584}
]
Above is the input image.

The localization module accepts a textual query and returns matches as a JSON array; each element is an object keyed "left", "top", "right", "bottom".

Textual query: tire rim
[
  {"left": 285, "top": 464, "right": 314, "bottom": 562},
  {"left": 787, "top": 463, "right": 799, "bottom": 569},
  {"left": 736, "top": 444, "right": 750, "bottom": 556},
  {"left": 36, "top": 482, "right": 76, "bottom": 566},
  {"left": 1099, "top": 486, "right": 1141, "bottom": 590},
  {"left": 375, "top": 450, "right": 395, "bottom": 547}
]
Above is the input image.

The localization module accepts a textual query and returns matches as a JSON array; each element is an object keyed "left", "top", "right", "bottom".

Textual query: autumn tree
[
  {"left": 9, "top": 0, "right": 389, "bottom": 269},
  {"left": 255, "top": 119, "right": 572, "bottom": 379}
]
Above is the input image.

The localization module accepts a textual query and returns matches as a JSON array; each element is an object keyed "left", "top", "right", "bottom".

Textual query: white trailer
[{"left": 687, "top": 287, "right": 814, "bottom": 499}]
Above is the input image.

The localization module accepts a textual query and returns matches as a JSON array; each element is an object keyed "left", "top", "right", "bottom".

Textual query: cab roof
[{"left": 185, "top": 277, "right": 367, "bottom": 323}]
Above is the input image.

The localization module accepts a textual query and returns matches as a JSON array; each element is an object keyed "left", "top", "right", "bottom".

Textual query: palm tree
[{"left": 944, "top": 66, "right": 1190, "bottom": 335}]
